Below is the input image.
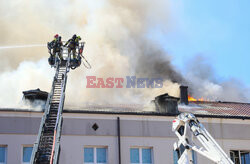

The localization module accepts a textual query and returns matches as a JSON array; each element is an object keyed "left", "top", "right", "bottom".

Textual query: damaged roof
[
  {"left": 23, "top": 88, "right": 48, "bottom": 101},
  {"left": 178, "top": 101, "right": 250, "bottom": 118},
  {"left": 61, "top": 101, "right": 250, "bottom": 119}
]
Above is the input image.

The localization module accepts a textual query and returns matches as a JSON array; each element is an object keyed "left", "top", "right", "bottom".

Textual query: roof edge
[
  {"left": 62, "top": 110, "right": 250, "bottom": 119},
  {"left": 0, "top": 108, "right": 250, "bottom": 120}
]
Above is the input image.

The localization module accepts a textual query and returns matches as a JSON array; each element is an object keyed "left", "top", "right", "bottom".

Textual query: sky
[{"left": 150, "top": 0, "right": 250, "bottom": 87}]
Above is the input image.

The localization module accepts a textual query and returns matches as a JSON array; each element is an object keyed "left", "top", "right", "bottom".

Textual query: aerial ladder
[
  {"left": 172, "top": 113, "right": 234, "bottom": 164},
  {"left": 30, "top": 42, "right": 87, "bottom": 164}
]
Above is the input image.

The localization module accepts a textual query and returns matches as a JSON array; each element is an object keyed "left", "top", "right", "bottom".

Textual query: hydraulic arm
[{"left": 172, "top": 113, "right": 234, "bottom": 164}]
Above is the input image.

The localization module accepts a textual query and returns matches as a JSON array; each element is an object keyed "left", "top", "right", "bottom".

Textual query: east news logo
[{"left": 86, "top": 76, "right": 163, "bottom": 88}]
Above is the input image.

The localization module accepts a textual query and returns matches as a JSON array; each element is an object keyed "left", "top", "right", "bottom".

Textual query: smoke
[
  {"left": 21, "top": 99, "right": 46, "bottom": 111},
  {"left": 0, "top": 0, "right": 248, "bottom": 109},
  {"left": 185, "top": 55, "right": 250, "bottom": 102},
  {"left": 135, "top": 43, "right": 184, "bottom": 83},
  {"left": 0, "top": 0, "right": 183, "bottom": 108},
  {"left": 0, "top": 59, "right": 53, "bottom": 107}
]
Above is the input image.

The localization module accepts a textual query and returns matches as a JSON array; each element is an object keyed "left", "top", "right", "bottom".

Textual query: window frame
[
  {"left": 22, "top": 145, "right": 33, "bottom": 164},
  {"left": 84, "top": 146, "right": 108, "bottom": 164},
  {"left": 230, "top": 150, "right": 250, "bottom": 164},
  {"left": 173, "top": 149, "right": 197, "bottom": 164},
  {"left": 130, "top": 147, "right": 153, "bottom": 164},
  {"left": 0, "top": 145, "right": 7, "bottom": 164}
]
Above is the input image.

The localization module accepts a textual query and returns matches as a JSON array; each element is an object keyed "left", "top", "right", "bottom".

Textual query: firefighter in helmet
[
  {"left": 64, "top": 34, "right": 81, "bottom": 59},
  {"left": 48, "top": 34, "right": 63, "bottom": 60}
]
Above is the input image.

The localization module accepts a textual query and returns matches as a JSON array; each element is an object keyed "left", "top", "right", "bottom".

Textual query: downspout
[{"left": 117, "top": 117, "right": 121, "bottom": 164}]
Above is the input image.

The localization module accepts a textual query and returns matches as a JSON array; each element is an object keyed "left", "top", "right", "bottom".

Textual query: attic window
[{"left": 92, "top": 123, "right": 99, "bottom": 131}]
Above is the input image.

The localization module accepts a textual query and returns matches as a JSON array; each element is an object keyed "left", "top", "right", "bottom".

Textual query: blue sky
[{"left": 151, "top": 0, "right": 250, "bottom": 86}]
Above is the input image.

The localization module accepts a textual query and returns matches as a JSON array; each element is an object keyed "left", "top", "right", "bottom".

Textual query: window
[
  {"left": 173, "top": 148, "right": 197, "bottom": 164},
  {"left": 130, "top": 147, "right": 153, "bottom": 164},
  {"left": 230, "top": 150, "right": 250, "bottom": 164},
  {"left": 191, "top": 150, "right": 197, "bottom": 164},
  {"left": 23, "top": 147, "right": 33, "bottom": 164},
  {"left": 84, "top": 147, "right": 107, "bottom": 164},
  {"left": 0, "top": 146, "right": 7, "bottom": 164},
  {"left": 173, "top": 150, "right": 178, "bottom": 164}
]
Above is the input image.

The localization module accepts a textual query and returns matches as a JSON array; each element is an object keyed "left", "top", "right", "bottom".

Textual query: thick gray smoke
[
  {"left": 185, "top": 55, "right": 250, "bottom": 102},
  {"left": 135, "top": 42, "right": 184, "bottom": 83},
  {"left": 0, "top": 0, "right": 248, "bottom": 108}
]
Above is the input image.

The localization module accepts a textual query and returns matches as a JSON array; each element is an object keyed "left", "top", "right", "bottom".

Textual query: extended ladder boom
[
  {"left": 172, "top": 113, "right": 234, "bottom": 164},
  {"left": 30, "top": 42, "right": 85, "bottom": 164}
]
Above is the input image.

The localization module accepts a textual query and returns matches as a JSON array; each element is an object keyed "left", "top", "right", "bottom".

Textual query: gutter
[{"left": 117, "top": 117, "right": 121, "bottom": 164}]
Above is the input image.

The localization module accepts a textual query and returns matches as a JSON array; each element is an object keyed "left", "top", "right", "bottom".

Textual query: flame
[{"left": 188, "top": 95, "right": 204, "bottom": 102}]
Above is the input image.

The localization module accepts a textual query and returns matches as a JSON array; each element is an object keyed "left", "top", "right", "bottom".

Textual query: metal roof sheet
[{"left": 179, "top": 101, "right": 250, "bottom": 117}]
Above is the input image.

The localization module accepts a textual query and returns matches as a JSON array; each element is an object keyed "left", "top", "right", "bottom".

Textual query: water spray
[{"left": 0, "top": 44, "right": 46, "bottom": 50}]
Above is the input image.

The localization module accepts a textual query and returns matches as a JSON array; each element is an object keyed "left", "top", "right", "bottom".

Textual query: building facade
[{"left": 0, "top": 108, "right": 250, "bottom": 164}]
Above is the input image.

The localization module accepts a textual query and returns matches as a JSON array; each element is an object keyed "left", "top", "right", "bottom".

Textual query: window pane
[
  {"left": 130, "top": 148, "right": 139, "bottom": 163},
  {"left": 173, "top": 150, "right": 178, "bottom": 164},
  {"left": 241, "top": 152, "right": 250, "bottom": 164},
  {"left": 192, "top": 150, "right": 197, "bottom": 164},
  {"left": 142, "top": 148, "right": 152, "bottom": 163},
  {"left": 241, "top": 155, "right": 245, "bottom": 164},
  {"left": 230, "top": 150, "right": 240, "bottom": 164},
  {"left": 0, "top": 147, "right": 6, "bottom": 163},
  {"left": 84, "top": 148, "right": 94, "bottom": 162},
  {"left": 23, "top": 147, "right": 33, "bottom": 162},
  {"left": 246, "top": 153, "right": 250, "bottom": 164},
  {"left": 97, "top": 148, "right": 107, "bottom": 163},
  {"left": 230, "top": 151, "right": 235, "bottom": 163}
]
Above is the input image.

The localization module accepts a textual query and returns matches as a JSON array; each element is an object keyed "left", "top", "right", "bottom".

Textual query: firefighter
[
  {"left": 56, "top": 36, "right": 63, "bottom": 60},
  {"left": 48, "top": 34, "right": 63, "bottom": 60},
  {"left": 64, "top": 34, "right": 81, "bottom": 59}
]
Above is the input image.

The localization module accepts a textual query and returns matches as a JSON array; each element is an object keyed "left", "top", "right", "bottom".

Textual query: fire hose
[{"left": 80, "top": 54, "right": 91, "bottom": 69}]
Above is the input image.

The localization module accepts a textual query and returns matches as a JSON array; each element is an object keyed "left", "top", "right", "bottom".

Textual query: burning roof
[
  {"left": 65, "top": 85, "right": 250, "bottom": 119},
  {"left": 1, "top": 86, "right": 248, "bottom": 119}
]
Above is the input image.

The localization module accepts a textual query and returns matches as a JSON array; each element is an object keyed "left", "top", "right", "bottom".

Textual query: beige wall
[
  {"left": 60, "top": 136, "right": 118, "bottom": 164},
  {"left": 0, "top": 134, "right": 36, "bottom": 164},
  {"left": 1, "top": 134, "right": 250, "bottom": 164},
  {"left": 0, "top": 111, "right": 250, "bottom": 163}
]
